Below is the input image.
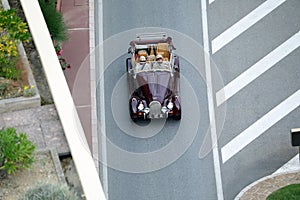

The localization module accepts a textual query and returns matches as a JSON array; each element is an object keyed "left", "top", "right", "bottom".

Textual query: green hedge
[
  {"left": 38, "top": 0, "right": 68, "bottom": 42},
  {"left": 0, "top": 127, "right": 36, "bottom": 174}
]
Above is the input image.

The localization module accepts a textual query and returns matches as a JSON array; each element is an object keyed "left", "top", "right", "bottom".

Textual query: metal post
[{"left": 299, "top": 146, "right": 300, "bottom": 163}]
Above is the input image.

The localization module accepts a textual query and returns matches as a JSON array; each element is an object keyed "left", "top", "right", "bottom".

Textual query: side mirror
[{"left": 128, "top": 47, "right": 133, "bottom": 53}]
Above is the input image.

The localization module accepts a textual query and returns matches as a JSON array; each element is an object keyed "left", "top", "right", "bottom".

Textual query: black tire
[{"left": 173, "top": 114, "right": 181, "bottom": 120}]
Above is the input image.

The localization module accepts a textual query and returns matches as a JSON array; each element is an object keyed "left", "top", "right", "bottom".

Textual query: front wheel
[{"left": 172, "top": 96, "right": 181, "bottom": 120}]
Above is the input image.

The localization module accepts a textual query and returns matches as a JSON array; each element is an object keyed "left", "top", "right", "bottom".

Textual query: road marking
[
  {"left": 216, "top": 31, "right": 300, "bottom": 106},
  {"left": 97, "top": 0, "right": 109, "bottom": 199},
  {"left": 76, "top": 105, "right": 91, "bottom": 108},
  {"left": 68, "top": 27, "right": 90, "bottom": 31},
  {"left": 221, "top": 90, "right": 300, "bottom": 164},
  {"left": 209, "top": 0, "right": 216, "bottom": 4},
  {"left": 212, "top": 0, "right": 287, "bottom": 54},
  {"left": 201, "top": 0, "right": 224, "bottom": 199}
]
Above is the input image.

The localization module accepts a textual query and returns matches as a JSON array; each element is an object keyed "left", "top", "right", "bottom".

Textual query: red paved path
[{"left": 60, "top": 0, "right": 92, "bottom": 150}]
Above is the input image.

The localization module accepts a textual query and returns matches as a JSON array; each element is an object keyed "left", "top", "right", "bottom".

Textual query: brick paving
[
  {"left": 237, "top": 170, "right": 300, "bottom": 199},
  {"left": 60, "top": 0, "right": 92, "bottom": 150}
]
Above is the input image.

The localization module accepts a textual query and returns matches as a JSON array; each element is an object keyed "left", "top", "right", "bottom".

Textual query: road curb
[{"left": 235, "top": 169, "right": 300, "bottom": 199}]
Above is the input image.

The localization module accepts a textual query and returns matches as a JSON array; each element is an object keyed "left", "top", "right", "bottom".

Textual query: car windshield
[{"left": 134, "top": 60, "right": 171, "bottom": 73}]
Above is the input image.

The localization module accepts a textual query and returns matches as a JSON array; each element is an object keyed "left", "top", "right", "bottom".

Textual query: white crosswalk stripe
[
  {"left": 221, "top": 89, "right": 300, "bottom": 163},
  {"left": 216, "top": 30, "right": 300, "bottom": 106},
  {"left": 208, "top": 0, "right": 300, "bottom": 198},
  {"left": 212, "top": 0, "right": 287, "bottom": 54}
]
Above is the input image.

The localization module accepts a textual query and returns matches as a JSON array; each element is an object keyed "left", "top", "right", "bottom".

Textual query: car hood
[{"left": 136, "top": 71, "right": 172, "bottom": 104}]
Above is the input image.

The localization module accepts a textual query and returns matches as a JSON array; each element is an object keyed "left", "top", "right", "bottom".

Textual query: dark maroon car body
[{"left": 126, "top": 33, "right": 181, "bottom": 121}]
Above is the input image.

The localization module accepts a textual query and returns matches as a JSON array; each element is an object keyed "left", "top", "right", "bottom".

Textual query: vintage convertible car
[{"left": 126, "top": 33, "right": 181, "bottom": 121}]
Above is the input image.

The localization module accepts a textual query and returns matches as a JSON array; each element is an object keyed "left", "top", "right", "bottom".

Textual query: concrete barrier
[{"left": 19, "top": 0, "right": 106, "bottom": 199}]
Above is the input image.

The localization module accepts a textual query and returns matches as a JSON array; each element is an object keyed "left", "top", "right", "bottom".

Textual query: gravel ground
[{"left": 0, "top": 152, "right": 60, "bottom": 200}]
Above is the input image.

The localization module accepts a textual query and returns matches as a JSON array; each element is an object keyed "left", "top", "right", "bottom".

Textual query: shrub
[
  {"left": 38, "top": 0, "right": 70, "bottom": 70},
  {"left": 0, "top": 80, "right": 22, "bottom": 99},
  {"left": 0, "top": 127, "right": 36, "bottom": 174},
  {"left": 38, "top": 0, "right": 68, "bottom": 42},
  {"left": 0, "top": 66, "right": 21, "bottom": 80},
  {"left": 20, "top": 184, "right": 80, "bottom": 200},
  {"left": 0, "top": 8, "right": 30, "bottom": 79},
  {"left": 22, "top": 85, "right": 36, "bottom": 97}
]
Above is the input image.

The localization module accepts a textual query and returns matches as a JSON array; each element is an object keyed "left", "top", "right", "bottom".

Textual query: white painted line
[
  {"left": 209, "top": 0, "right": 216, "bottom": 4},
  {"left": 20, "top": 1, "right": 106, "bottom": 199},
  {"left": 216, "top": 31, "right": 300, "bottom": 106},
  {"left": 212, "top": 0, "right": 287, "bottom": 54},
  {"left": 221, "top": 89, "right": 300, "bottom": 164},
  {"left": 76, "top": 105, "right": 91, "bottom": 108},
  {"left": 97, "top": 0, "right": 109, "bottom": 199},
  {"left": 201, "top": 0, "right": 224, "bottom": 199},
  {"left": 68, "top": 27, "right": 90, "bottom": 31}
]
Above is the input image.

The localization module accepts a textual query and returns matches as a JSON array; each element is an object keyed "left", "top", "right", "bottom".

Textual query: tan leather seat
[{"left": 157, "top": 43, "right": 170, "bottom": 60}]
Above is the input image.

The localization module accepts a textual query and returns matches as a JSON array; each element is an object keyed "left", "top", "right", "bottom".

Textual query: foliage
[
  {"left": 0, "top": 66, "right": 21, "bottom": 80},
  {"left": 0, "top": 127, "right": 36, "bottom": 174},
  {"left": 0, "top": 8, "right": 30, "bottom": 79},
  {"left": 22, "top": 85, "right": 35, "bottom": 97},
  {"left": 0, "top": 9, "right": 30, "bottom": 41},
  {"left": 0, "top": 80, "right": 22, "bottom": 99},
  {"left": 55, "top": 43, "right": 71, "bottom": 70},
  {"left": 267, "top": 184, "right": 300, "bottom": 200},
  {"left": 0, "top": 81, "right": 10, "bottom": 97},
  {"left": 38, "top": 0, "right": 68, "bottom": 42},
  {"left": 0, "top": 80, "right": 35, "bottom": 99},
  {"left": 20, "top": 183, "right": 80, "bottom": 200},
  {"left": 39, "top": 0, "right": 70, "bottom": 70}
]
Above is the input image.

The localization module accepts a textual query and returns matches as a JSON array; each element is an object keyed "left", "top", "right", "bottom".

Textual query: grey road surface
[
  {"left": 96, "top": 0, "right": 216, "bottom": 200},
  {"left": 209, "top": 0, "right": 300, "bottom": 199},
  {"left": 95, "top": 0, "right": 300, "bottom": 199}
]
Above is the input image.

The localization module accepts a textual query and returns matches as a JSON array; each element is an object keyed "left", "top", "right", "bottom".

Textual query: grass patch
[{"left": 267, "top": 184, "right": 300, "bottom": 200}]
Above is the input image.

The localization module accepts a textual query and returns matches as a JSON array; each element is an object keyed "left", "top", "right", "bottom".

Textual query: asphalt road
[
  {"left": 95, "top": 0, "right": 300, "bottom": 199},
  {"left": 210, "top": 0, "right": 300, "bottom": 199}
]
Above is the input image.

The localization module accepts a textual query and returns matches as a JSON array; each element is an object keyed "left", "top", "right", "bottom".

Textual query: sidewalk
[
  {"left": 60, "top": 0, "right": 92, "bottom": 150},
  {"left": 0, "top": 105, "right": 69, "bottom": 155}
]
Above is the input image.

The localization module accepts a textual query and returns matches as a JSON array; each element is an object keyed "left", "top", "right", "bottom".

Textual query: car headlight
[
  {"left": 161, "top": 106, "right": 168, "bottom": 113},
  {"left": 144, "top": 108, "right": 150, "bottom": 114},
  {"left": 138, "top": 103, "right": 144, "bottom": 111},
  {"left": 167, "top": 102, "right": 173, "bottom": 110}
]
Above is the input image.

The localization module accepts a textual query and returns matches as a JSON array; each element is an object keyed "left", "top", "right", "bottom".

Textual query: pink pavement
[{"left": 59, "top": 0, "right": 92, "bottom": 150}]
